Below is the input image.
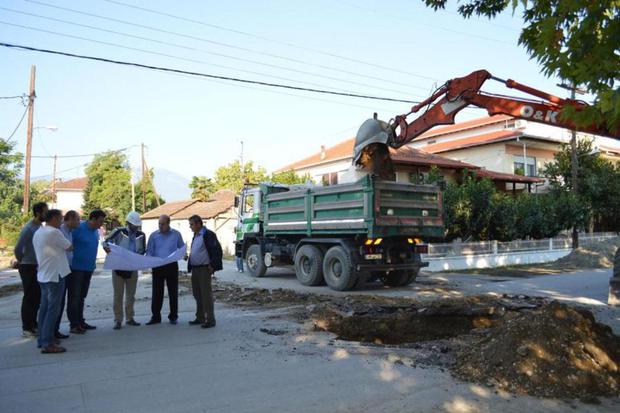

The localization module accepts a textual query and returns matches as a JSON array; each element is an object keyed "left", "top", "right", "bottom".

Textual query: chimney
[{"left": 320, "top": 145, "right": 326, "bottom": 160}]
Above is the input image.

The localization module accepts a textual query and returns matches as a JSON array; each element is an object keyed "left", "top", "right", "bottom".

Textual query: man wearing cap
[{"left": 103, "top": 211, "right": 145, "bottom": 330}]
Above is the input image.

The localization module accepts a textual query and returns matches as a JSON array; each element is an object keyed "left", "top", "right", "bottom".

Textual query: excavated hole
[{"left": 312, "top": 304, "right": 504, "bottom": 345}]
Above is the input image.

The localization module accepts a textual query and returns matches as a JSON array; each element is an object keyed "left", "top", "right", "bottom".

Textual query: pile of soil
[
  {"left": 454, "top": 301, "right": 620, "bottom": 399},
  {"left": 555, "top": 237, "right": 620, "bottom": 269}
]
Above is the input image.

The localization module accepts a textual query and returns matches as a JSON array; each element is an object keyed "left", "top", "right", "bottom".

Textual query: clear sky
[{"left": 0, "top": 0, "right": 574, "bottom": 183}]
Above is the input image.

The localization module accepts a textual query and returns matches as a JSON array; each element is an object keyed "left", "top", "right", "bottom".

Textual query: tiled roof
[
  {"left": 141, "top": 200, "right": 198, "bottom": 219},
  {"left": 141, "top": 190, "right": 236, "bottom": 220},
  {"left": 415, "top": 114, "right": 514, "bottom": 140},
  {"left": 422, "top": 130, "right": 522, "bottom": 153},
  {"left": 276, "top": 139, "right": 355, "bottom": 172},
  {"left": 55, "top": 177, "right": 88, "bottom": 191},
  {"left": 476, "top": 169, "right": 543, "bottom": 183},
  {"left": 389, "top": 146, "right": 480, "bottom": 170}
]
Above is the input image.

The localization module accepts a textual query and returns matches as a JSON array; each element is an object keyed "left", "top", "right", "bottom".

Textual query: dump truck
[{"left": 234, "top": 174, "right": 443, "bottom": 291}]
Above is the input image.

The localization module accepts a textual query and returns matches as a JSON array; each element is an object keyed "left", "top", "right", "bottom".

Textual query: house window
[
  {"left": 321, "top": 172, "right": 339, "bottom": 186},
  {"left": 513, "top": 155, "right": 537, "bottom": 176}
]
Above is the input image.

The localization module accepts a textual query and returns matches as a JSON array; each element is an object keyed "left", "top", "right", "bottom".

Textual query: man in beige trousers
[{"left": 103, "top": 212, "right": 146, "bottom": 330}]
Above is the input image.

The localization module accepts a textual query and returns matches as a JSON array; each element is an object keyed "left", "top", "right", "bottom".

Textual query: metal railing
[{"left": 425, "top": 232, "right": 618, "bottom": 258}]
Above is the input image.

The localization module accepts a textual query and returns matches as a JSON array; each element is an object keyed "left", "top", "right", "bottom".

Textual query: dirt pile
[
  {"left": 311, "top": 295, "right": 539, "bottom": 345},
  {"left": 454, "top": 301, "right": 620, "bottom": 399},
  {"left": 555, "top": 237, "right": 620, "bottom": 269}
]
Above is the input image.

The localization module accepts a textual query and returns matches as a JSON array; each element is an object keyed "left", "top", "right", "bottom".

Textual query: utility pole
[
  {"left": 130, "top": 168, "right": 136, "bottom": 211},
  {"left": 558, "top": 82, "right": 585, "bottom": 249},
  {"left": 140, "top": 143, "right": 147, "bottom": 212},
  {"left": 23, "top": 65, "right": 36, "bottom": 213},
  {"left": 51, "top": 154, "right": 57, "bottom": 207}
]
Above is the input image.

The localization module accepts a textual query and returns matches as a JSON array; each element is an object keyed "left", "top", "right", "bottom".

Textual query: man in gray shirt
[{"left": 14, "top": 202, "right": 48, "bottom": 337}]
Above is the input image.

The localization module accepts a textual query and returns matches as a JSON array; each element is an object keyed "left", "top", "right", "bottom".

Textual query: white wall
[
  {"left": 55, "top": 190, "right": 84, "bottom": 212},
  {"left": 295, "top": 159, "right": 352, "bottom": 184},
  {"left": 425, "top": 249, "right": 571, "bottom": 272}
]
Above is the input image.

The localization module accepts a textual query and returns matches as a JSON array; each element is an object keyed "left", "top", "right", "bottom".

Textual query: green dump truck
[{"left": 234, "top": 175, "right": 443, "bottom": 291}]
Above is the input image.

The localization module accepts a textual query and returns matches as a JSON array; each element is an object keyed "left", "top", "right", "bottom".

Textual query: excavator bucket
[{"left": 353, "top": 118, "right": 396, "bottom": 180}]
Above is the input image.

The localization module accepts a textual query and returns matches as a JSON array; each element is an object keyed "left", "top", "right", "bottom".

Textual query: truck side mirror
[{"left": 234, "top": 196, "right": 240, "bottom": 208}]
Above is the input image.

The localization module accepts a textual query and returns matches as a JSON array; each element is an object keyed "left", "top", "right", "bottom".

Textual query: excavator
[{"left": 353, "top": 69, "right": 620, "bottom": 172}]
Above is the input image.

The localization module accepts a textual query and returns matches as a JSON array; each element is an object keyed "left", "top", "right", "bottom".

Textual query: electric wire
[
  {"left": 90, "top": 0, "right": 439, "bottom": 81},
  {"left": 1, "top": 7, "right": 427, "bottom": 97},
  {"left": 16, "top": 2, "right": 436, "bottom": 93},
  {"left": 4, "top": 105, "right": 29, "bottom": 143},
  {"left": 0, "top": 42, "right": 422, "bottom": 104}
]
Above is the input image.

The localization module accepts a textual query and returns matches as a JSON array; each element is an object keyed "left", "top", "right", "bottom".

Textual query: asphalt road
[{"left": 0, "top": 262, "right": 619, "bottom": 413}]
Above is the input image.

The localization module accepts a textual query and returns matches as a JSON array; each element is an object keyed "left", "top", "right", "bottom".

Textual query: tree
[
  {"left": 543, "top": 139, "right": 620, "bottom": 231},
  {"left": 134, "top": 168, "right": 165, "bottom": 214},
  {"left": 443, "top": 173, "right": 495, "bottom": 240},
  {"left": 189, "top": 176, "right": 216, "bottom": 201},
  {"left": 83, "top": 151, "right": 132, "bottom": 225},
  {"left": 422, "top": 0, "right": 620, "bottom": 132},
  {"left": 0, "top": 138, "right": 25, "bottom": 244},
  {"left": 270, "top": 169, "right": 313, "bottom": 185}
]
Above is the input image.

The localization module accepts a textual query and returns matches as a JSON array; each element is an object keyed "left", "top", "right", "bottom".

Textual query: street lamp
[{"left": 34, "top": 125, "right": 58, "bottom": 132}]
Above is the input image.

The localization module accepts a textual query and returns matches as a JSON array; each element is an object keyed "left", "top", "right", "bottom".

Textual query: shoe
[
  {"left": 55, "top": 331, "right": 70, "bottom": 339},
  {"left": 113, "top": 321, "right": 122, "bottom": 330},
  {"left": 70, "top": 326, "right": 86, "bottom": 335},
  {"left": 126, "top": 319, "right": 141, "bottom": 326},
  {"left": 41, "top": 345, "right": 66, "bottom": 354},
  {"left": 22, "top": 329, "right": 37, "bottom": 339},
  {"left": 146, "top": 319, "right": 161, "bottom": 325},
  {"left": 201, "top": 321, "right": 216, "bottom": 329},
  {"left": 169, "top": 319, "right": 178, "bottom": 325},
  {"left": 81, "top": 322, "right": 97, "bottom": 330},
  {"left": 188, "top": 319, "right": 204, "bottom": 326}
]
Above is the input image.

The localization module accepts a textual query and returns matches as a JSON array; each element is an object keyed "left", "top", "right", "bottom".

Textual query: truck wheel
[
  {"left": 383, "top": 269, "right": 418, "bottom": 287},
  {"left": 294, "top": 245, "right": 324, "bottom": 286},
  {"left": 246, "top": 244, "right": 267, "bottom": 278},
  {"left": 323, "top": 246, "right": 357, "bottom": 291}
]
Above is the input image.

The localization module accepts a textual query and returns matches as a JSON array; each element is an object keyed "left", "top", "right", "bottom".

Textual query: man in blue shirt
[
  {"left": 145, "top": 214, "right": 185, "bottom": 325},
  {"left": 54, "top": 210, "right": 80, "bottom": 339},
  {"left": 68, "top": 209, "right": 106, "bottom": 334}
]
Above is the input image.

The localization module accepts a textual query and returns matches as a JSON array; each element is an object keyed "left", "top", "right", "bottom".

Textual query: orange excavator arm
[{"left": 388, "top": 69, "right": 620, "bottom": 149}]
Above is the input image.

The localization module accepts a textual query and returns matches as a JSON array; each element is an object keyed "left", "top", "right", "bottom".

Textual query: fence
[{"left": 423, "top": 232, "right": 618, "bottom": 272}]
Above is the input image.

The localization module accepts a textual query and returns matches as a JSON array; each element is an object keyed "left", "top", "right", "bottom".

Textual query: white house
[
  {"left": 140, "top": 190, "right": 237, "bottom": 256},
  {"left": 53, "top": 177, "right": 87, "bottom": 213}
]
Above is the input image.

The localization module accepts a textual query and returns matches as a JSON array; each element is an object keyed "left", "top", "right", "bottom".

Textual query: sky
[{"left": 0, "top": 0, "right": 576, "bottom": 187}]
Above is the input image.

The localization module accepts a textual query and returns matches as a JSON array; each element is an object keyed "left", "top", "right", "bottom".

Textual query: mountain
[{"left": 151, "top": 168, "right": 191, "bottom": 202}]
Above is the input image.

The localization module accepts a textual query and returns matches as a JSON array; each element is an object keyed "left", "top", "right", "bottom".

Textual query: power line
[
  {"left": 31, "top": 145, "right": 140, "bottom": 159},
  {"left": 19, "top": 1, "right": 436, "bottom": 93},
  {"left": 94, "top": 0, "right": 439, "bottom": 81},
  {"left": 0, "top": 42, "right": 423, "bottom": 104},
  {"left": 1, "top": 7, "right": 425, "bottom": 97},
  {"left": 4, "top": 105, "right": 29, "bottom": 142},
  {"left": 0, "top": 95, "right": 26, "bottom": 99}
]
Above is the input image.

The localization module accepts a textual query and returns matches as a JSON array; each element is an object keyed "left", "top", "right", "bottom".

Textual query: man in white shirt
[{"left": 33, "top": 209, "right": 73, "bottom": 354}]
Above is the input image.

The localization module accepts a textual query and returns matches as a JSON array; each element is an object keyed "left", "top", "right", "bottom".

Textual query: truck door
[{"left": 238, "top": 188, "right": 262, "bottom": 236}]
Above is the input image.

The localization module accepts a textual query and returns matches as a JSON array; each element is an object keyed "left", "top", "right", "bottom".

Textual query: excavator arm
[{"left": 388, "top": 69, "right": 619, "bottom": 149}]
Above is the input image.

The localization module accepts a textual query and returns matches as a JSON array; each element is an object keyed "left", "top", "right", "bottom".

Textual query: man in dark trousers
[
  {"left": 187, "top": 215, "right": 223, "bottom": 329},
  {"left": 55, "top": 210, "right": 80, "bottom": 339},
  {"left": 145, "top": 214, "right": 185, "bottom": 325},
  {"left": 68, "top": 209, "right": 106, "bottom": 334},
  {"left": 14, "top": 202, "right": 48, "bottom": 338}
]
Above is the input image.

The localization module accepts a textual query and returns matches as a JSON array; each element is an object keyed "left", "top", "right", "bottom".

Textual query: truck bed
[{"left": 263, "top": 175, "right": 443, "bottom": 239}]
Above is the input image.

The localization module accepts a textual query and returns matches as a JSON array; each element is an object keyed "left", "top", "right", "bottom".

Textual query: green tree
[
  {"left": 543, "top": 139, "right": 620, "bottom": 231},
  {"left": 83, "top": 151, "right": 132, "bottom": 225},
  {"left": 270, "top": 169, "right": 313, "bottom": 185},
  {"left": 443, "top": 173, "right": 495, "bottom": 240},
  {"left": 189, "top": 176, "right": 216, "bottom": 201},
  {"left": 134, "top": 168, "right": 165, "bottom": 214},
  {"left": 0, "top": 138, "right": 25, "bottom": 244},
  {"left": 422, "top": 0, "right": 620, "bottom": 132}
]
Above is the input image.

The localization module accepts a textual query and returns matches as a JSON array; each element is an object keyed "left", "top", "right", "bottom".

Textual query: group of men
[{"left": 14, "top": 202, "right": 223, "bottom": 354}]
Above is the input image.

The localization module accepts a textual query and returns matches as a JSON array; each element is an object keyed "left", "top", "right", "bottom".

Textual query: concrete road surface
[{"left": 0, "top": 263, "right": 619, "bottom": 413}]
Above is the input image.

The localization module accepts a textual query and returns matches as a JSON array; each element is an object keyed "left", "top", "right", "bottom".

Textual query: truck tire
[
  {"left": 294, "top": 245, "right": 324, "bottom": 286},
  {"left": 323, "top": 246, "right": 357, "bottom": 291},
  {"left": 383, "top": 269, "right": 419, "bottom": 287},
  {"left": 246, "top": 244, "right": 267, "bottom": 278}
]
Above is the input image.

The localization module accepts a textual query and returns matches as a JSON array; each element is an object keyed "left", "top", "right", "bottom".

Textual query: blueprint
[{"left": 103, "top": 243, "right": 185, "bottom": 271}]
